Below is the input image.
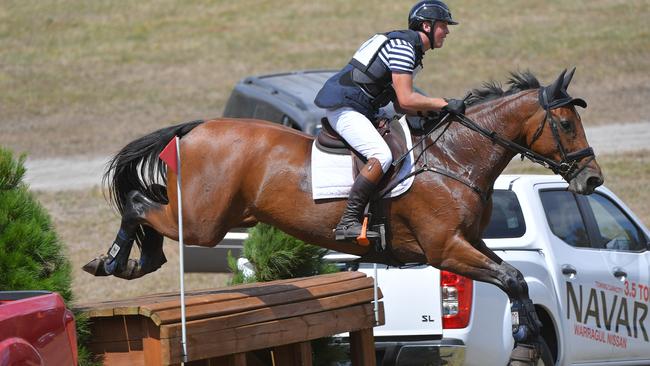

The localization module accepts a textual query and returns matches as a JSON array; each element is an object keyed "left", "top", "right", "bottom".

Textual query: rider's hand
[{"left": 443, "top": 98, "right": 466, "bottom": 115}]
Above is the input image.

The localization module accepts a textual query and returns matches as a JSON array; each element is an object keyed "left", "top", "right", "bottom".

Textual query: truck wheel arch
[
  {"left": 535, "top": 304, "right": 558, "bottom": 364},
  {"left": 0, "top": 338, "right": 44, "bottom": 366}
]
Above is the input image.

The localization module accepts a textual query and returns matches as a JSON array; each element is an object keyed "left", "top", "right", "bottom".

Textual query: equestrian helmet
[{"left": 408, "top": 0, "right": 458, "bottom": 30}]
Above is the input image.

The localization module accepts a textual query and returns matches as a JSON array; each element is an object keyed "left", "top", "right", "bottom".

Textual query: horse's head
[{"left": 524, "top": 68, "right": 604, "bottom": 194}]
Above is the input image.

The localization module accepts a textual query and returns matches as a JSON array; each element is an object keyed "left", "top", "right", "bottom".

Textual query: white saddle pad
[{"left": 311, "top": 116, "right": 416, "bottom": 200}]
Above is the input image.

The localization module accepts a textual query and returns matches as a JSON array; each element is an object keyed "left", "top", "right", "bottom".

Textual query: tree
[{"left": 0, "top": 147, "right": 95, "bottom": 365}]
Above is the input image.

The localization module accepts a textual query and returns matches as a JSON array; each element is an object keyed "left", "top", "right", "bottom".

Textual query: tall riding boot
[{"left": 335, "top": 158, "right": 384, "bottom": 242}]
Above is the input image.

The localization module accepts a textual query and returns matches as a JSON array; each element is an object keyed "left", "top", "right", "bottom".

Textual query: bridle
[
  {"left": 451, "top": 88, "right": 595, "bottom": 184},
  {"left": 529, "top": 86, "right": 595, "bottom": 180},
  {"left": 384, "top": 85, "right": 595, "bottom": 201}
]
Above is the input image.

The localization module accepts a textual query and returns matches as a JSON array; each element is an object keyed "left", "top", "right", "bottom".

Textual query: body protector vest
[
  {"left": 349, "top": 30, "right": 424, "bottom": 104},
  {"left": 314, "top": 30, "right": 424, "bottom": 119}
]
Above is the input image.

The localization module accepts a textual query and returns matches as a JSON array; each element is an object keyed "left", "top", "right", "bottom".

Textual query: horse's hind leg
[{"left": 83, "top": 190, "right": 170, "bottom": 280}]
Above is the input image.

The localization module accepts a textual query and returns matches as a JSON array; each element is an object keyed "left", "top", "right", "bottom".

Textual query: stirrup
[{"left": 334, "top": 217, "right": 379, "bottom": 245}]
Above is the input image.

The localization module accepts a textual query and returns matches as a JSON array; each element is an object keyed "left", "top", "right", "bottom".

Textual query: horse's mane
[{"left": 465, "top": 71, "right": 540, "bottom": 107}]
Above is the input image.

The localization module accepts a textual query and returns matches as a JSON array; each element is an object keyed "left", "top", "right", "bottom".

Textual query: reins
[
  {"left": 453, "top": 110, "right": 594, "bottom": 181},
  {"left": 379, "top": 90, "right": 595, "bottom": 201}
]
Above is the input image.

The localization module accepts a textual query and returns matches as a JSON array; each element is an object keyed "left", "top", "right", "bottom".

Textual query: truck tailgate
[{"left": 359, "top": 265, "right": 443, "bottom": 337}]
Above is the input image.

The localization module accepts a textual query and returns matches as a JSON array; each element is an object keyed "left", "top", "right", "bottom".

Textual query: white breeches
[{"left": 326, "top": 107, "right": 392, "bottom": 173}]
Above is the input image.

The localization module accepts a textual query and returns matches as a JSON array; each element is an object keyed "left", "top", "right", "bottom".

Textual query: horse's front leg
[
  {"left": 472, "top": 239, "right": 543, "bottom": 343},
  {"left": 421, "top": 234, "right": 543, "bottom": 363}
]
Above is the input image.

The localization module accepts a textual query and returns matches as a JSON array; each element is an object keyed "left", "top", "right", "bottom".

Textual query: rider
[{"left": 315, "top": 0, "right": 466, "bottom": 242}]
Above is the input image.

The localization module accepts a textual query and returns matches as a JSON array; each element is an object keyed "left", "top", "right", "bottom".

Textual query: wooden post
[
  {"left": 143, "top": 318, "right": 163, "bottom": 366},
  {"left": 186, "top": 353, "right": 247, "bottom": 366},
  {"left": 272, "top": 341, "right": 312, "bottom": 366},
  {"left": 350, "top": 328, "right": 376, "bottom": 366}
]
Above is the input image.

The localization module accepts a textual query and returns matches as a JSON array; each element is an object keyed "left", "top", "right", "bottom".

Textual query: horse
[{"left": 84, "top": 68, "right": 603, "bottom": 358}]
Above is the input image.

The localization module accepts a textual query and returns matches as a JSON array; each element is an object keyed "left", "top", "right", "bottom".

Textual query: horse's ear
[
  {"left": 562, "top": 67, "right": 576, "bottom": 91},
  {"left": 548, "top": 69, "right": 566, "bottom": 99}
]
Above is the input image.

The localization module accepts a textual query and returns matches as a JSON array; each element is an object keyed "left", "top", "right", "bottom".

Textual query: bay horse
[{"left": 84, "top": 69, "right": 603, "bottom": 354}]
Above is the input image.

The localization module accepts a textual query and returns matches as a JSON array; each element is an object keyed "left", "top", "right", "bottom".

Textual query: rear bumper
[{"left": 374, "top": 337, "right": 465, "bottom": 366}]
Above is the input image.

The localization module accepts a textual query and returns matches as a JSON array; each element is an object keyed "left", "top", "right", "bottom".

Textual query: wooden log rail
[{"left": 77, "top": 271, "right": 384, "bottom": 366}]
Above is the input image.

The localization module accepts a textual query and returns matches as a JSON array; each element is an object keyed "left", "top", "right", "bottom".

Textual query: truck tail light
[
  {"left": 441, "top": 270, "right": 473, "bottom": 329},
  {"left": 64, "top": 309, "right": 78, "bottom": 365}
]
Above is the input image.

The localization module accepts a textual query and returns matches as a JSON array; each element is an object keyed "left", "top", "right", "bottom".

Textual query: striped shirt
[{"left": 378, "top": 39, "right": 417, "bottom": 74}]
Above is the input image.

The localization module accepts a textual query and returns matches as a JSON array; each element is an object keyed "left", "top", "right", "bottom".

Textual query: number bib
[{"left": 351, "top": 34, "right": 389, "bottom": 71}]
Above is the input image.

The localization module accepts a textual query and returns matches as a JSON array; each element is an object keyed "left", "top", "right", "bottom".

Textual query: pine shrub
[
  {"left": 228, "top": 223, "right": 337, "bottom": 283},
  {"left": 0, "top": 147, "right": 95, "bottom": 365}
]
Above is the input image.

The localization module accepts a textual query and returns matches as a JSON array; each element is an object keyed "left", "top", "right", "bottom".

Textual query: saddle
[
  {"left": 315, "top": 116, "right": 409, "bottom": 193},
  {"left": 314, "top": 116, "right": 413, "bottom": 253}
]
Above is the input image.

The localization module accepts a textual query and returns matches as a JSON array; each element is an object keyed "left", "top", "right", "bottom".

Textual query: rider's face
[{"left": 432, "top": 21, "right": 449, "bottom": 49}]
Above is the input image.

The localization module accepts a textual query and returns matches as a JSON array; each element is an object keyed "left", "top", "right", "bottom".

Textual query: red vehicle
[{"left": 0, "top": 291, "right": 77, "bottom": 366}]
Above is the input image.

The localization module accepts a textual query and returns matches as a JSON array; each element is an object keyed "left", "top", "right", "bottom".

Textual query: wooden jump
[{"left": 77, "top": 271, "right": 384, "bottom": 365}]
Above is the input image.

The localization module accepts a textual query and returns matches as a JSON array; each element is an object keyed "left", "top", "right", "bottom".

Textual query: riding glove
[{"left": 443, "top": 98, "right": 466, "bottom": 115}]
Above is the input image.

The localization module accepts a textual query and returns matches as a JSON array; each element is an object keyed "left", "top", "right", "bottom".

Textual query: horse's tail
[{"left": 103, "top": 120, "right": 204, "bottom": 216}]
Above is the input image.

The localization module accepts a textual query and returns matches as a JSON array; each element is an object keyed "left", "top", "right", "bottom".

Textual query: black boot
[{"left": 335, "top": 158, "right": 383, "bottom": 242}]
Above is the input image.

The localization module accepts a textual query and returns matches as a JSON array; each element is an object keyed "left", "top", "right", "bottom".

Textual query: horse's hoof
[
  {"left": 113, "top": 259, "right": 145, "bottom": 280},
  {"left": 509, "top": 342, "right": 540, "bottom": 365},
  {"left": 513, "top": 325, "right": 529, "bottom": 342},
  {"left": 82, "top": 256, "right": 112, "bottom": 277}
]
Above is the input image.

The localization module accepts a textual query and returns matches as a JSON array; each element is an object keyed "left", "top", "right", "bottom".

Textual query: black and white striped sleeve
[{"left": 378, "top": 39, "right": 416, "bottom": 74}]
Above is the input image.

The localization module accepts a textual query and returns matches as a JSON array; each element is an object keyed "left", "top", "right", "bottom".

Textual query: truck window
[
  {"left": 539, "top": 190, "right": 590, "bottom": 248},
  {"left": 223, "top": 92, "right": 255, "bottom": 118},
  {"left": 483, "top": 190, "right": 526, "bottom": 239},
  {"left": 253, "top": 100, "right": 285, "bottom": 123},
  {"left": 583, "top": 193, "right": 646, "bottom": 252}
]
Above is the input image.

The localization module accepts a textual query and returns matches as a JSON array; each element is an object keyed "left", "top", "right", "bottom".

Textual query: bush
[
  {"left": 227, "top": 223, "right": 347, "bottom": 366},
  {"left": 227, "top": 223, "right": 337, "bottom": 283},
  {"left": 0, "top": 147, "right": 95, "bottom": 365}
]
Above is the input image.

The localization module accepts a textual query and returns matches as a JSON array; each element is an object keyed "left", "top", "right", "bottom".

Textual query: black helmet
[{"left": 408, "top": 0, "right": 458, "bottom": 30}]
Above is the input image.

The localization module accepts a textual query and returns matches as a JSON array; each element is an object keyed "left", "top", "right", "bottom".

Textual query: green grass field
[
  {"left": 1, "top": 0, "right": 649, "bottom": 157},
  {"left": 2, "top": 0, "right": 649, "bottom": 303}
]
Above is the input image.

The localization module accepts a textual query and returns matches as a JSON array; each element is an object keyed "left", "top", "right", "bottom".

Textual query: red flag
[{"left": 159, "top": 137, "right": 179, "bottom": 174}]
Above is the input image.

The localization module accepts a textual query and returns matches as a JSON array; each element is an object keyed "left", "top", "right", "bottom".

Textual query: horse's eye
[{"left": 560, "top": 120, "right": 573, "bottom": 132}]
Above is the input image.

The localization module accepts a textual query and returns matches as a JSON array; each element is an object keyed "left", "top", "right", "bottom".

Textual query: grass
[
  {"left": 1, "top": 0, "right": 649, "bottom": 158},
  {"left": 28, "top": 150, "right": 649, "bottom": 303}
]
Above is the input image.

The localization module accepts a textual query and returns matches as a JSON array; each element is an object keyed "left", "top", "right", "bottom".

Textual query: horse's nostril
[{"left": 587, "top": 175, "right": 603, "bottom": 189}]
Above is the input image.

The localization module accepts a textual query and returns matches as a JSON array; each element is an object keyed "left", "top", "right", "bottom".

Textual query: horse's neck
[{"left": 428, "top": 91, "right": 539, "bottom": 194}]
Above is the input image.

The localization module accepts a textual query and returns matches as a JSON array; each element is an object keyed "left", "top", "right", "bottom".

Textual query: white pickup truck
[{"left": 335, "top": 174, "right": 650, "bottom": 366}]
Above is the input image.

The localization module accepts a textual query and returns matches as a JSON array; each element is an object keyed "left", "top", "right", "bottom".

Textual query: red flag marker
[{"left": 160, "top": 137, "right": 178, "bottom": 174}]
